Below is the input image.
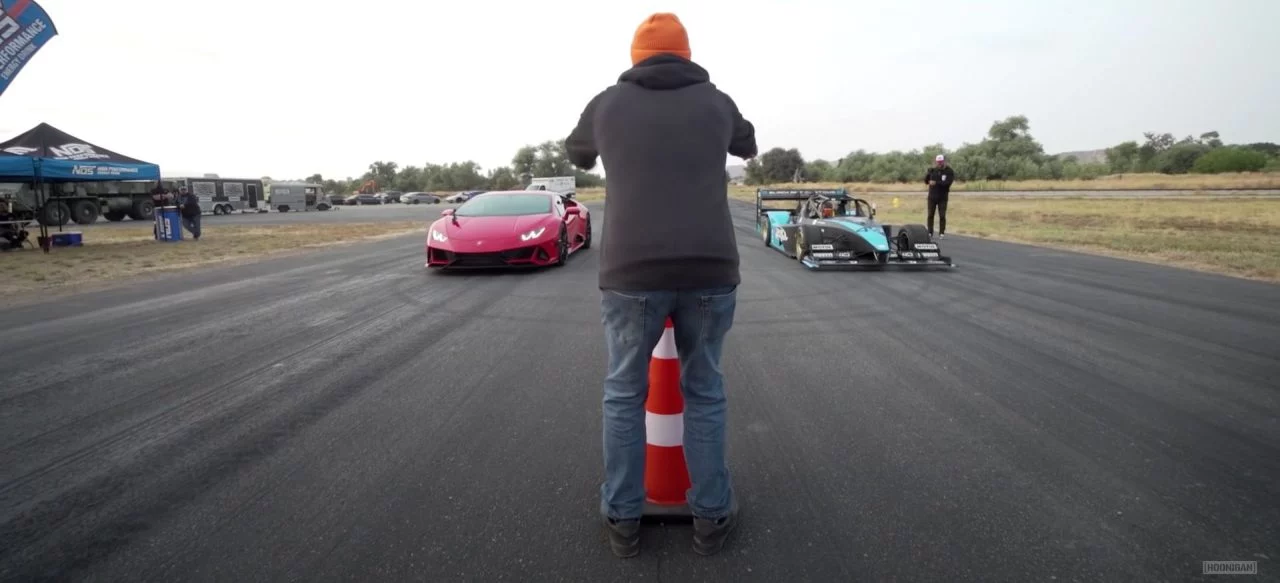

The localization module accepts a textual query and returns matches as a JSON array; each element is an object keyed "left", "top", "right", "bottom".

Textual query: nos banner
[{"left": 0, "top": 0, "right": 58, "bottom": 98}]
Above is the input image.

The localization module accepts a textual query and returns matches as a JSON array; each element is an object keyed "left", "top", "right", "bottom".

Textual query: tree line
[
  {"left": 278, "top": 140, "right": 605, "bottom": 196},
  {"left": 745, "top": 115, "right": 1279, "bottom": 185},
  {"left": 266, "top": 115, "right": 1278, "bottom": 193}
]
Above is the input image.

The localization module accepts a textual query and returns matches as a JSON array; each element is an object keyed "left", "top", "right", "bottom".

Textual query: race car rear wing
[
  {"left": 756, "top": 188, "right": 853, "bottom": 213},
  {"left": 756, "top": 188, "right": 851, "bottom": 200}
]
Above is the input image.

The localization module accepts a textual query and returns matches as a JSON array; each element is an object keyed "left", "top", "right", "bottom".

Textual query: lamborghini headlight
[
  {"left": 520, "top": 227, "right": 546, "bottom": 242},
  {"left": 431, "top": 229, "right": 447, "bottom": 242}
]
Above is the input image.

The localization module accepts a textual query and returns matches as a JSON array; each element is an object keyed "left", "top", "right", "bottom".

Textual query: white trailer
[
  {"left": 526, "top": 176, "right": 576, "bottom": 198},
  {"left": 167, "top": 176, "right": 265, "bottom": 216}
]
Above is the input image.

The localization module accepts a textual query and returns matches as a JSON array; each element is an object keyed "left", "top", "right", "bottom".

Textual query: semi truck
[
  {"left": 0, "top": 175, "right": 265, "bottom": 226},
  {"left": 0, "top": 179, "right": 158, "bottom": 226}
]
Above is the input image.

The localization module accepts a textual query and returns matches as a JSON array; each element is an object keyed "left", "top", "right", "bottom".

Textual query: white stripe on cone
[
  {"left": 648, "top": 323, "right": 683, "bottom": 448},
  {"left": 646, "top": 412, "right": 684, "bottom": 447},
  {"left": 653, "top": 325, "right": 677, "bottom": 359}
]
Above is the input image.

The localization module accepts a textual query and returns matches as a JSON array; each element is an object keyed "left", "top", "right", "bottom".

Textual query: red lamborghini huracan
[{"left": 425, "top": 190, "right": 591, "bottom": 269}]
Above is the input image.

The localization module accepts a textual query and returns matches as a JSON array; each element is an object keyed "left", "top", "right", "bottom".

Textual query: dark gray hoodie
[{"left": 566, "top": 54, "right": 757, "bottom": 291}]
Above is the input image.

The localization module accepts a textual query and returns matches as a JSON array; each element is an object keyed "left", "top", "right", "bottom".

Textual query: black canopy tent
[{"left": 0, "top": 123, "right": 162, "bottom": 251}]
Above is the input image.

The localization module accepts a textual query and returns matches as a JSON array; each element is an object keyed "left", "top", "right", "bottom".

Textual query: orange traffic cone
[{"left": 642, "top": 317, "right": 692, "bottom": 521}]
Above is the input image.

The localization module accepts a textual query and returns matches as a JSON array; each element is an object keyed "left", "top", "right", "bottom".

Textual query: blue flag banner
[{"left": 0, "top": 0, "right": 58, "bottom": 98}]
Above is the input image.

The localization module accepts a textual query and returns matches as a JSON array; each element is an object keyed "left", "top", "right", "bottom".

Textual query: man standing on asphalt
[
  {"left": 565, "top": 12, "right": 757, "bottom": 559},
  {"left": 924, "top": 154, "right": 955, "bottom": 238}
]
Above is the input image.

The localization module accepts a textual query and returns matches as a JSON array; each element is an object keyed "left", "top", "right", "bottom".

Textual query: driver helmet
[{"left": 820, "top": 201, "right": 835, "bottom": 218}]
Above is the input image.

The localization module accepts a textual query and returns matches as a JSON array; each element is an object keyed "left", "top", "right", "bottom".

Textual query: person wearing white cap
[{"left": 923, "top": 154, "right": 955, "bottom": 238}]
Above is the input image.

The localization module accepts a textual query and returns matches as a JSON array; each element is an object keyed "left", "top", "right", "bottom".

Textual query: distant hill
[{"left": 1051, "top": 149, "right": 1108, "bottom": 164}]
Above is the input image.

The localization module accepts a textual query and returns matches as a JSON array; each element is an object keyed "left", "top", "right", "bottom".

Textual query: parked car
[
  {"left": 376, "top": 191, "right": 403, "bottom": 204},
  {"left": 445, "top": 190, "right": 485, "bottom": 203},
  {"left": 402, "top": 192, "right": 441, "bottom": 204},
  {"left": 346, "top": 193, "right": 380, "bottom": 205}
]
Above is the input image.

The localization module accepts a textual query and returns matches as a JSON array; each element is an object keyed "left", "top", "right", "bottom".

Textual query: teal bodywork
[
  {"left": 760, "top": 210, "right": 795, "bottom": 250},
  {"left": 759, "top": 212, "right": 891, "bottom": 253},
  {"left": 826, "top": 217, "right": 890, "bottom": 252}
]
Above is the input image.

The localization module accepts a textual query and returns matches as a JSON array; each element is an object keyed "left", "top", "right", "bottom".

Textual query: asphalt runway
[{"left": 1, "top": 201, "right": 1277, "bottom": 581}]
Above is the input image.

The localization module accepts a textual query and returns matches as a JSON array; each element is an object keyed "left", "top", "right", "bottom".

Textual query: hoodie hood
[{"left": 618, "top": 54, "right": 711, "bottom": 90}]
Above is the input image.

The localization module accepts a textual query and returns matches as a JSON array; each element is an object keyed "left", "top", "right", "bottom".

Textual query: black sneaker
[
  {"left": 692, "top": 500, "right": 739, "bottom": 556},
  {"left": 603, "top": 517, "right": 640, "bottom": 558}
]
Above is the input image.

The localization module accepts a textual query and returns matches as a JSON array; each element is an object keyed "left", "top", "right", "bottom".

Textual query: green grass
[{"left": 860, "top": 195, "right": 1280, "bottom": 282}]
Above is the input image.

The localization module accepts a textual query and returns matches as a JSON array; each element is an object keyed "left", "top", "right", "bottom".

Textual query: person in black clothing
[
  {"left": 924, "top": 154, "right": 955, "bottom": 238},
  {"left": 178, "top": 187, "right": 202, "bottom": 240}
]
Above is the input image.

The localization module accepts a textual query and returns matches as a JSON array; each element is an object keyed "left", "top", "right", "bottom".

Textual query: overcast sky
[{"left": 3, "top": 0, "right": 1276, "bottom": 181}]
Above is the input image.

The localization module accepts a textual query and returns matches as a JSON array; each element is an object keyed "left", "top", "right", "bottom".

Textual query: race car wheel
[
  {"left": 794, "top": 228, "right": 806, "bottom": 260},
  {"left": 760, "top": 217, "right": 771, "bottom": 246},
  {"left": 898, "top": 224, "right": 933, "bottom": 246},
  {"left": 582, "top": 217, "right": 592, "bottom": 249},
  {"left": 554, "top": 225, "right": 568, "bottom": 267}
]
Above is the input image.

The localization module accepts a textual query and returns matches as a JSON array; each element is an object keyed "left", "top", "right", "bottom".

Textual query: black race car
[{"left": 756, "top": 188, "right": 955, "bottom": 270}]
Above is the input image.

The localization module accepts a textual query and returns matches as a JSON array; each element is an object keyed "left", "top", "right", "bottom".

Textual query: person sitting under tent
[{"left": 0, "top": 199, "right": 32, "bottom": 250}]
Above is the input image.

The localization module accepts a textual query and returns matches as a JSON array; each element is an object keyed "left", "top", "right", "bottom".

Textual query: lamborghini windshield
[{"left": 455, "top": 193, "right": 551, "bottom": 217}]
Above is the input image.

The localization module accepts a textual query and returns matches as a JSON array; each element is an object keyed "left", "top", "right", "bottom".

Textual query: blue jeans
[
  {"left": 599, "top": 284, "right": 738, "bottom": 521},
  {"left": 182, "top": 213, "right": 201, "bottom": 239}
]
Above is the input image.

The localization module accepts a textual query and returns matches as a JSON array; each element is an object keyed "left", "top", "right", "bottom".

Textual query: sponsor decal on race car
[
  {"left": 812, "top": 252, "right": 835, "bottom": 259},
  {"left": 913, "top": 243, "right": 939, "bottom": 250},
  {"left": 774, "top": 227, "right": 787, "bottom": 242},
  {"left": 810, "top": 244, "right": 834, "bottom": 251},
  {"left": 836, "top": 251, "right": 852, "bottom": 258}
]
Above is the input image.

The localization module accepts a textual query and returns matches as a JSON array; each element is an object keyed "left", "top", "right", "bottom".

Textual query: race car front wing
[{"left": 799, "top": 242, "right": 955, "bottom": 270}]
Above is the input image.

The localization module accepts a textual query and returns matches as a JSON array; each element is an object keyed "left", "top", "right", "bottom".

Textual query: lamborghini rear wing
[{"left": 756, "top": 188, "right": 852, "bottom": 212}]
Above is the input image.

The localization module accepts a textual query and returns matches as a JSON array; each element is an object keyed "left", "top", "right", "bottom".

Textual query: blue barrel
[{"left": 153, "top": 206, "right": 183, "bottom": 242}]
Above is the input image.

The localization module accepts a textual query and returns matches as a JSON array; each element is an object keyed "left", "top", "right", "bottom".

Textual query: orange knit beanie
[{"left": 631, "top": 13, "right": 691, "bottom": 65}]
